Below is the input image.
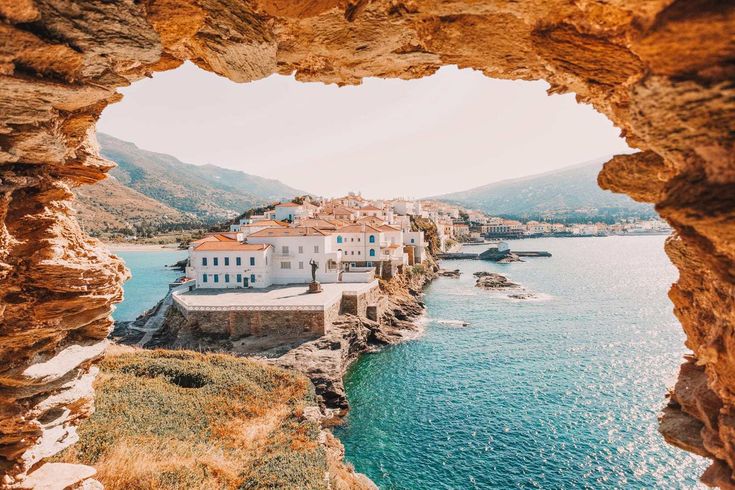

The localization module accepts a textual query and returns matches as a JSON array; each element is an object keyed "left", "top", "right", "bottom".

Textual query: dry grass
[{"left": 55, "top": 349, "right": 328, "bottom": 489}]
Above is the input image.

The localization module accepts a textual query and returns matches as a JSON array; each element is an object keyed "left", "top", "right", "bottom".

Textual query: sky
[{"left": 98, "top": 62, "right": 632, "bottom": 198}]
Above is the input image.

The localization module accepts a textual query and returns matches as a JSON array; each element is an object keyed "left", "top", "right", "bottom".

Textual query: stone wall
[
  {"left": 176, "top": 304, "right": 335, "bottom": 339},
  {"left": 0, "top": 1, "right": 733, "bottom": 487},
  {"left": 340, "top": 285, "right": 381, "bottom": 317}
]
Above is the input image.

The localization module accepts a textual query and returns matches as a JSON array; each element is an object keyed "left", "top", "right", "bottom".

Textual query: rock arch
[{"left": 0, "top": 0, "right": 733, "bottom": 487}]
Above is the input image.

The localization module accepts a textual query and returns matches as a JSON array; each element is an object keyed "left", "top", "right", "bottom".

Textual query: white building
[
  {"left": 247, "top": 227, "right": 342, "bottom": 283},
  {"left": 335, "top": 224, "right": 384, "bottom": 263},
  {"left": 187, "top": 237, "right": 273, "bottom": 288},
  {"left": 274, "top": 202, "right": 309, "bottom": 222},
  {"left": 392, "top": 199, "right": 419, "bottom": 216},
  {"left": 237, "top": 219, "right": 289, "bottom": 237}
]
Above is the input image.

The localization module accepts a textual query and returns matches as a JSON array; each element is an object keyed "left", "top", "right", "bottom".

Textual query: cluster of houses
[
  {"left": 185, "top": 193, "right": 429, "bottom": 289},
  {"left": 406, "top": 201, "right": 671, "bottom": 240},
  {"left": 184, "top": 193, "right": 673, "bottom": 291},
  {"left": 480, "top": 217, "right": 672, "bottom": 238}
]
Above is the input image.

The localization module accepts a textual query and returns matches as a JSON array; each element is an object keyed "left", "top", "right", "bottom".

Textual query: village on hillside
[{"left": 180, "top": 192, "right": 672, "bottom": 291}]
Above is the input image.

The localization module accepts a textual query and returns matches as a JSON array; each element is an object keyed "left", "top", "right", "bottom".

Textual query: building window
[
  {"left": 358, "top": 251, "right": 361, "bottom": 255},
  {"left": 202, "top": 274, "right": 208, "bottom": 283},
  {"left": 225, "top": 274, "right": 230, "bottom": 283},
  {"left": 202, "top": 257, "right": 207, "bottom": 266},
  {"left": 236, "top": 273, "right": 242, "bottom": 284},
  {"left": 411, "top": 238, "right": 415, "bottom": 243},
  {"left": 351, "top": 238, "right": 354, "bottom": 242},
  {"left": 251, "top": 274, "right": 256, "bottom": 284},
  {"left": 280, "top": 261, "right": 291, "bottom": 269},
  {"left": 369, "top": 249, "right": 375, "bottom": 257},
  {"left": 282, "top": 246, "right": 289, "bottom": 254},
  {"left": 337, "top": 235, "right": 343, "bottom": 244},
  {"left": 299, "top": 261, "right": 304, "bottom": 269},
  {"left": 224, "top": 257, "right": 229, "bottom": 266},
  {"left": 250, "top": 257, "right": 255, "bottom": 266},
  {"left": 298, "top": 245, "right": 303, "bottom": 254},
  {"left": 213, "top": 257, "right": 219, "bottom": 266},
  {"left": 369, "top": 235, "right": 375, "bottom": 243},
  {"left": 314, "top": 245, "right": 319, "bottom": 253},
  {"left": 357, "top": 237, "right": 361, "bottom": 242},
  {"left": 214, "top": 274, "right": 219, "bottom": 283},
  {"left": 236, "top": 257, "right": 241, "bottom": 266}
]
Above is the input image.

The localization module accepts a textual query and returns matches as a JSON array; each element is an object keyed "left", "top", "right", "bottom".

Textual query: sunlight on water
[{"left": 335, "top": 236, "right": 708, "bottom": 489}]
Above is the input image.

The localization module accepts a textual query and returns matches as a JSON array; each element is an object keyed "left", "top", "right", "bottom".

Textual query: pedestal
[{"left": 307, "top": 281, "right": 322, "bottom": 293}]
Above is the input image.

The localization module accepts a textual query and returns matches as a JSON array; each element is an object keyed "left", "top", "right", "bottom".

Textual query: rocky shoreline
[
  {"left": 109, "top": 265, "right": 436, "bottom": 489},
  {"left": 126, "top": 265, "right": 436, "bottom": 412},
  {"left": 274, "top": 269, "right": 433, "bottom": 415}
]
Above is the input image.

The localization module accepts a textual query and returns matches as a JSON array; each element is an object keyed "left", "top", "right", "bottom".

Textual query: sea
[
  {"left": 115, "top": 237, "right": 708, "bottom": 488},
  {"left": 334, "top": 236, "right": 708, "bottom": 489},
  {"left": 111, "top": 249, "right": 187, "bottom": 321}
]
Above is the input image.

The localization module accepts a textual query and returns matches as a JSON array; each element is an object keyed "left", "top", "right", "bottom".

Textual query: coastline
[
  {"left": 112, "top": 256, "right": 438, "bottom": 489},
  {"left": 103, "top": 242, "right": 181, "bottom": 252}
]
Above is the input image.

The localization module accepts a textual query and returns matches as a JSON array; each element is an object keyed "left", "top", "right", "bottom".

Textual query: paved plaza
[{"left": 173, "top": 280, "right": 378, "bottom": 310}]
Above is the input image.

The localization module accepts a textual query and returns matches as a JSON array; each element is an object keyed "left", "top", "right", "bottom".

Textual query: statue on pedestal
[
  {"left": 308, "top": 259, "right": 322, "bottom": 293},
  {"left": 309, "top": 259, "right": 318, "bottom": 283}
]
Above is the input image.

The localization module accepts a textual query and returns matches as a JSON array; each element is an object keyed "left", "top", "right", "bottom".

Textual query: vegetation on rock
[{"left": 55, "top": 348, "right": 329, "bottom": 490}]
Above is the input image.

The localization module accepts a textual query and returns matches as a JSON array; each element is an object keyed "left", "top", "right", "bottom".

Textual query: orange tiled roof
[
  {"left": 194, "top": 242, "right": 270, "bottom": 251},
  {"left": 356, "top": 216, "right": 384, "bottom": 224},
  {"left": 379, "top": 224, "right": 401, "bottom": 231},
  {"left": 297, "top": 219, "right": 341, "bottom": 230},
  {"left": 276, "top": 202, "right": 302, "bottom": 207},
  {"left": 335, "top": 224, "right": 383, "bottom": 234},
  {"left": 242, "top": 219, "right": 289, "bottom": 227},
  {"left": 248, "top": 227, "right": 330, "bottom": 237},
  {"left": 190, "top": 233, "right": 237, "bottom": 245},
  {"left": 332, "top": 206, "right": 357, "bottom": 214}
]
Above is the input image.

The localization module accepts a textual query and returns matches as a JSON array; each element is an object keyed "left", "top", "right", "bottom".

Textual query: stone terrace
[{"left": 173, "top": 281, "right": 378, "bottom": 311}]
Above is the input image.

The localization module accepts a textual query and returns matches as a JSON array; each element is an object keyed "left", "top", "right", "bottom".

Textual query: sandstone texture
[{"left": 0, "top": 0, "right": 733, "bottom": 487}]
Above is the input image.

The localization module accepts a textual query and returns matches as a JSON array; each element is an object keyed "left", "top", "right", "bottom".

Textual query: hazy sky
[{"left": 98, "top": 62, "right": 632, "bottom": 198}]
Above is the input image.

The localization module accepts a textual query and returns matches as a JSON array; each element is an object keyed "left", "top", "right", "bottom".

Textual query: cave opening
[
  {"left": 78, "top": 62, "right": 703, "bottom": 488},
  {"left": 1, "top": 1, "right": 732, "bottom": 488}
]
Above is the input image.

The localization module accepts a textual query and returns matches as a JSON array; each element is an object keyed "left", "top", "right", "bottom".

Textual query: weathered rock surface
[
  {"left": 498, "top": 253, "right": 523, "bottom": 263},
  {"left": 508, "top": 293, "right": 539, "bottom": 301},
  {"left": 474, "top": 272, "right": 520, "bottom": 289},
  {"left": 0, "top": 0, "right": 733, "bottom": 487},
  {"left": 275, "top": 282, "right": 429, "bottom": 412},
  {"left": 439, "top": 268, "right": 461, "bottom": 278}
]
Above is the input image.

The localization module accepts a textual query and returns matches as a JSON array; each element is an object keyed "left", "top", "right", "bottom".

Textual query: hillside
[
  {"left": 73, "top": 134, "right": 306, "bottom": 236},
  {"left": 55, "top": 348, "right": 370, "bottom": 489},
  {"left": 74, "top": 176, "right": 199, "bottom": 235},
  {"left": 433, "top": 157, "right": 655, "bottom": 222}
]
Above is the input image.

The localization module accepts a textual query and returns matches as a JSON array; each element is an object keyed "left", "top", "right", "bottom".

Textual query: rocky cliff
[
  {"left": 145, "top": 265, "right": 435, "bottom": 414},
  {"left": 0, "top": 1, "right": 733, "bottom": 488}
]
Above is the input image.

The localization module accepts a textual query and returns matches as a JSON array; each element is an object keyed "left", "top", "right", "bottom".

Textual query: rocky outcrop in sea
[{"left": 474, "top": 272, "right": 520, "bottom": 289}]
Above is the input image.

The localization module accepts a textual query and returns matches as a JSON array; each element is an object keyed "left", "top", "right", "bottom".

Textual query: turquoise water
[
  {"left": 112, "top": 250, "right": 187, "bottom": 321},
  {"left": 335, "top": 236, "right": 708, "bottom": 489}
]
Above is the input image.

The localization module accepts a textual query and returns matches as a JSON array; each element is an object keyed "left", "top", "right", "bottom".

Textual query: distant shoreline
[{"left": 104, "top": 243, "right": 182, "bottom": 252}]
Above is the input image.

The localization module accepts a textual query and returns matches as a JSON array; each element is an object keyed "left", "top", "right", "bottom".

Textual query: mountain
[
  {"left": 432, "top": 157, "right": 655, "bottom": 222},
  {"left": 74, "top": 134, "right": 306, "bottom": 235},
  {"left": 74, "top": 177, "right": 199, "bottom": 234}
]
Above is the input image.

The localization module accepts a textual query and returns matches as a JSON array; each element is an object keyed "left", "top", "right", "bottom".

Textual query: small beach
[{"left": 104, "top": 242, "right": 181, "bottom": 253}]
